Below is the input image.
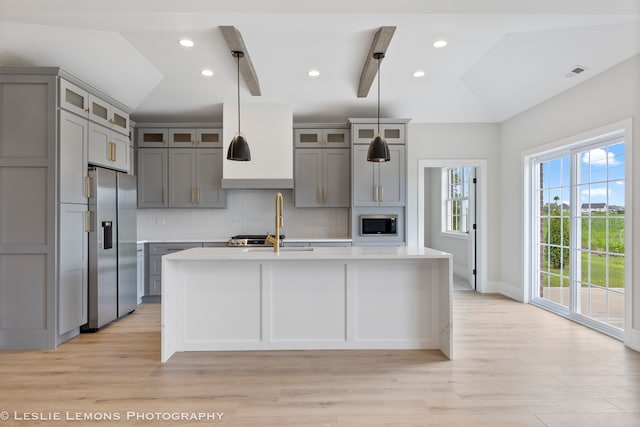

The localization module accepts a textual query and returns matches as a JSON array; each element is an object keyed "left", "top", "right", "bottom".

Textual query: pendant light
[
  {"left": 227, "top": 51, "right": 251, "bottom": 161},
  {"left": 367, "top": 52, "right": 390, "bottom": 162}
]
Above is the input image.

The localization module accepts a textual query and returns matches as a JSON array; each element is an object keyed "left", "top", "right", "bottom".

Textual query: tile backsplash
[{"left": 137, "top": 189, "right": 350, "bottom": 240}]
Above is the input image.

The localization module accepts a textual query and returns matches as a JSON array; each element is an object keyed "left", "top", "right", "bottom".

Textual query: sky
[{"left": 540, "top": 141, "right": 625, "bottom": 208}]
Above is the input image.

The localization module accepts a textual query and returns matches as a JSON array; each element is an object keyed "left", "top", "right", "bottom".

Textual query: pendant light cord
[
  {"left": 237, "top": 53, "right": 241, "bottom": 134},
  {"left": 377, "top": 55, "right": 381, "bottom": 135}
]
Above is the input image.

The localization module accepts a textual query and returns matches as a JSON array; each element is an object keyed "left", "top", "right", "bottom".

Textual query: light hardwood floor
[{"left": 1, "top": 292, "right": 639, "bottom": 426}]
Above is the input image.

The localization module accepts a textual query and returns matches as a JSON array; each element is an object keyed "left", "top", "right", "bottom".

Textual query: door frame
[{"left": 417, "top": 159, "right": 488, "bottom": 293}]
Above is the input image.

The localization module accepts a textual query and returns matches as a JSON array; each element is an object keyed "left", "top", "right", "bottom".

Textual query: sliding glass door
[{"left": 532, "top": 135, "right": 625, "bottom": 338}]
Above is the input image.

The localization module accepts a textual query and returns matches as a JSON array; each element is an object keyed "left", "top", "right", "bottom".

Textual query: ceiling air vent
[{"left": 564, "top": 65, "right": 589, "bottom": 78}]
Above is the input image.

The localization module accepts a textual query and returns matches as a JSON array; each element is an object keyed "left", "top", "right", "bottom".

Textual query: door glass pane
[{"left": 533, "top": 136, "right": 625, "bottom": 333}]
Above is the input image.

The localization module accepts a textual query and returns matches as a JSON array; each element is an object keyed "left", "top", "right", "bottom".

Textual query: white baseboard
[
  {"left": 499, "top": 281, "right": 525, "bottom": 302},
  {"left": 629, "top": 328, "right": 640, "bottom": 353}
]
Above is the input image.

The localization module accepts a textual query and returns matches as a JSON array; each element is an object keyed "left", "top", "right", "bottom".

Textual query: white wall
[
  {"left": 407, "top": 123, "right": 501, "bottom": 285},
  {"left": 137, "top": 189, "right": 349, "bottom": 241},
  {"left": 500, "top": 54, "right": 639, "bottom": 347}
]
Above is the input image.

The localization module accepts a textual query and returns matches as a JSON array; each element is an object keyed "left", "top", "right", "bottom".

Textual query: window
[
  {"left": 531, "top": 133, "right": 625, "bottom": 337},
  {"left": 444, "top": 167, "right": 472, "bottom": 234}
]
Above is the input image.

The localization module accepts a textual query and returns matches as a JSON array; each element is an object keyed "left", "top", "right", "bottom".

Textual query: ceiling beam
[
  {"left": 357, "top": 26, "right": 396, "bottom": 98},
  {"left": 219, "top": 26, "right": 262, "bottom": 96}
]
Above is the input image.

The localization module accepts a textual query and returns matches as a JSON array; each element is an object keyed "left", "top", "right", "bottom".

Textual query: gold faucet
[{"left": 266, "top": 192, "right": 284, "bottom": 253}]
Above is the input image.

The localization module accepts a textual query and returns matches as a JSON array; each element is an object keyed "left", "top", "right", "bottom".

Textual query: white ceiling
[{"left": 1, "top": 0, "right": 638, "bottom": 123}]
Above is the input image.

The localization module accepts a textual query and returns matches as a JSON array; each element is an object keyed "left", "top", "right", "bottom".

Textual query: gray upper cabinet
[
  {"left": 59, "top": 110, "right": 88, "bottom": 204},
  {"left": 137, "top": 148, "right": 169, "bottom": 208},
  {"left": 139, "top": 127, "right": 222, "bottom": 148},
  {"left": 59, "top": 79, "right": 89, "bottom": 117},
  {"left": 169, "top": 128, "right": 223, "bottom": 148},
  {"left": 169, "top": 129, "right": 196, "bottom": 148},
  {"left": 88, "top": 122, "right": 130, "bottom": 172},
  {"left": 87, "top": 94, "right": 129, "bottom": 136},
  {"left": 351, "top": 123, "right": 405, "bottom": 145},
  {"left": 137, "top": 128, "right": 168, "bottom": 148},
  {"left": 59, "top": 80, "right": 129, "bottom": 136},
  {"left": 295, "top": 148, "right": 349, "bottom": 208},
  {"left": 352, "top": 144, "right": 405, "bottom": 207},
  {"left": 138, "top": 147, "right": 224, "bottom": 208},
  {"left": 195, "top": 149, "right": 225, "bottom": 207},
  {"left": 295, "top": 128, "right": 350, "bottom": 148},
  {"left": 196, "top": 129, "right": 223, "bottom": 148},
  {"left": 168, "top": 149, "right": 196, "bottom": 207},
  {"left": 168, "top": 149, "right": 225, "bottom": 208}
]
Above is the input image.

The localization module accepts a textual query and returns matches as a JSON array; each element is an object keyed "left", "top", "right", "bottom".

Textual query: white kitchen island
[{"left": 161, "top": 246, "right": 452, "bottom": 363}]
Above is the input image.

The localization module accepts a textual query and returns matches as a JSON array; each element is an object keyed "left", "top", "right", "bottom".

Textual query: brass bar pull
[
  {"left": 86, "top": 176, "right": 91, "bottom": 198},
  {"left": 162, "top": 188, "right": 167, "bottom": 204},
  {"left": 197, "top": 188, "right": 201, "bottom": 204},
  {"left": 191, "top": 188, "right": 195, "bottom": 204},
  {"left": 86, "top": 211, "right": 91, "bottom": 233},
  {"left": 375, "top": 186, "right": 379, "bottom": 202},
  {"left": 323, "top": 188, "right": 327, "bottom": 203}
]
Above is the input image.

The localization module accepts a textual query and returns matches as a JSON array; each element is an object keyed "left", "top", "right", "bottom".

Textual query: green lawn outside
[
  {"left": 540, "top": 212, "right": 625, "bottom": 288},
  {"left": 541, "top": 252, "right": 624, "bottom": 288}
]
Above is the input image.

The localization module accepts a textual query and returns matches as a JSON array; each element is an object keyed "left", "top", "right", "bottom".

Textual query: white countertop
[
  {"left": 137, "top": 238, "right": 352, "bottom": 244},
  {"left": 162, "top": 246, "right": 451, "bottom": 261}
]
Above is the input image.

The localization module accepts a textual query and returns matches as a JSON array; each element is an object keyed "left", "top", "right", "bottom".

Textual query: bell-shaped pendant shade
[
  {"left": 226, "top": 132, "right": 251, "bottom": 161},
  {"left": 367, "top": 135, "right": 390, "bottom": 162}
]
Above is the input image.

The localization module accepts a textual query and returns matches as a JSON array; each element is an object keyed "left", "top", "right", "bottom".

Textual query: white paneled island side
[{"left": 161, "top": 247, "right": 452, "bottom": 362}]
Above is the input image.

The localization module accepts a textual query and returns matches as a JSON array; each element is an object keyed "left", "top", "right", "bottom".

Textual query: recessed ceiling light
[
  {"left": 308, "top": 70, "right": 320, "bottom": 77},
  {"left": 413, "top": 70, "right": 425, "bottom": 78},
  {"left": 179, "top": 39, "right": 194, "bottom": 47},
  {"left": 201, "top": 69, "right": 214, "bottom": 77},
  {"left": 433, "top": 40, "right": 448, "bottom": 48}
]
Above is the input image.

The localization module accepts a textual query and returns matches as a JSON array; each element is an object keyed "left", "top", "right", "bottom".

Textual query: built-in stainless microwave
[{"left": 360, "top": 215, "right": 398, "bottom": 236}]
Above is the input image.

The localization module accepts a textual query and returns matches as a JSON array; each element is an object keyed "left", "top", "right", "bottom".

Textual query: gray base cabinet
[{"left": 145, "top": 243, "right": 202, "bottom": 299}]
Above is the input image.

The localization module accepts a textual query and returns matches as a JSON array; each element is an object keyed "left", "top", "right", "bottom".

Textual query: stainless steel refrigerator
[{"left": 86, "top": 167, "right": 137, "bottom": 330}]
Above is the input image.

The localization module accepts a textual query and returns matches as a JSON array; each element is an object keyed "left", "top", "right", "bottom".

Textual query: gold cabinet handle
[
  {"left": 86, "top": 211, "right": 91, "bottom": 233},
  {"left": 86, "top": 176, "right": 91, "bottom": 198},
  {"left": 85, "top": 108, "right": 90, "bottom": 113},
  {"left": 375, "top": 186, "right": 379, "bottom": 203},
  {"left": 108, "top": 118, "right": 114, "bottom": 124},
  {"left": 197, "top": 188, "right": 201, "bottom": 204},
  {"left": 108, "top": 142, "right": 113, "bottom": 161},
  {"left": 162, "top": 188, "right": 167, "bottom": 204},
  {"left": 191, "top": 188, "right": 195, "bottom": 204}
]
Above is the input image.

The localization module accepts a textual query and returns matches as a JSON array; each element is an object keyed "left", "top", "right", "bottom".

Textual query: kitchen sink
[{"left": 240, "top": 247, "right": 314, "bottom": 253}]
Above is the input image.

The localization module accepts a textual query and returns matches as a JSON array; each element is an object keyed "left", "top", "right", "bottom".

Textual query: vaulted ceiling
[{"left": 1, "top": 0, "right": 638, "bottom": 123}]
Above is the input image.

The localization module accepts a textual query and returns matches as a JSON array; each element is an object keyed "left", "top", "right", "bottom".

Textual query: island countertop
[
  {"left": 161, "top": 245, "right": 453, "bottom": 363},
  {"left": 162, "top": 246, "right": 451, "bottom": 262}
]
